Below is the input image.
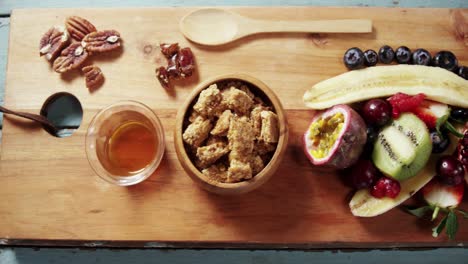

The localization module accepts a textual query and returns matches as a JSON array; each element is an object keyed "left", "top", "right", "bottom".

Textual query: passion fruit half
[{"left": 303, "top": 104, "right": 367, "bottom": 169}]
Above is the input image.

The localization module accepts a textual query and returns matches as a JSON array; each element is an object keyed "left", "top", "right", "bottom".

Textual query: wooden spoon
[
  {"left": 179, "top": 8, "right": 372, "bottom": 46},
  {"left": 0, "top": 105, "right": 58, "bottom": 133}
]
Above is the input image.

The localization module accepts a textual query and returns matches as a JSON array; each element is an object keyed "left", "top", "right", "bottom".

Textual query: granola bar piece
[
  {"left": 202, "top": 163, "right": 228, "bottom": 182},
  {"left": 254, "top": 140, "right": 277, "bottom": 155},
  {"left": 250, "top": 104, "right": 269, "bottom": 138},
  {"left": 196, "top": 142, "right": 229, "bottom": 168},
  {"left": 205, "top": 135, "right": 227, "bottom": 146},
  {"left": 259, "top": 110, "right": 279, "bottom": 143},
  {"left": 193, "top": 84, "right": 223, "bottom": 118},
  {"left": 250, "top": 155, "right": 265, "bottom": 175},
  {"left": 183, "top": 116, "right": 212, "bottom": 148},
  {"left": 221, "top": 87, "right": 253, "bottom": 116},
  {"left": 227, "top": 159, "right": 252, "bottom": 183},
  {"left": 210, "top": 110, "right": 232, "bottom": 136},
  {"left": 227, "top": 116, "right": 255, "bottom": 161}
]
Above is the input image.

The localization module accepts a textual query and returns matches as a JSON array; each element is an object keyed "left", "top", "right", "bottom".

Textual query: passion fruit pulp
[{"left": 303, "top": 104, "right": 367, "bottom": 169}]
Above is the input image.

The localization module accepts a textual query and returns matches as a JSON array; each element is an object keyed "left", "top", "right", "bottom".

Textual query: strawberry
[
  {"left": 413, "top": 100, "right": 450, "bottom": 129},
  {"left": 422, "top": 179, "right": 464, "bottom": 211},
  {"left": 405, "top": 178, "right": 467, "bottom": 240},
  {"left": 387, "top": 92, "right": 426, "bottom": 118}
]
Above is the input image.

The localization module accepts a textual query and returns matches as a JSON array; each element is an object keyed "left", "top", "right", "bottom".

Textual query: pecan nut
[
  {"left": 39, "top": 26, "right": 70, "bottom": 61},
  {"left": 82, "top": 30, "right": 121, "bottom": 53},
  {"left": 65, "top": 16, "right": 97, "bottom": 41},
  {"left": 52, "top": 43, "right": 89, "bottom": 73},
  {"left": 82, "top": 65, "right": 104, "bottom": 89}
]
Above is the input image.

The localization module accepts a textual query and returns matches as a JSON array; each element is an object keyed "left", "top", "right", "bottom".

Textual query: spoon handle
[
  {"left": 0, "top": 105, "right": 57, "bottom": 132},
  {"left": 247, "top": 19, "right": 372, "bottom": 34}
]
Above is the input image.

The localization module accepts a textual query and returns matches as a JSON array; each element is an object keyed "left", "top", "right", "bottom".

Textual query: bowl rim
[{"left": 174, "top": 73, "right": 289, "bottom": 194}]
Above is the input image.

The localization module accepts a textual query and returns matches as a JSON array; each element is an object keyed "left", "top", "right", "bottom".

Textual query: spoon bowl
[{"left": 180, "top": 8, "right": 372, "bottom": 46}]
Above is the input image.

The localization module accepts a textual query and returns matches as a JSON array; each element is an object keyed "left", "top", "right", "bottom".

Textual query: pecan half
[
  {"left": 160, "top": 43, "right": 179, "bottom": 58},
  {"left": 82, "top": 65, "right": 104, "bottom": 89},
  {"left": 39, "top": 26, "right": 70, "bottom": 61},
  {"left": 66, "top": 16, "right": 97, "bottom": 41},
  {"left": 82, "top": 30, "right": 121, "bottom": 53},
  {"left": 52, "top": 43, "right": 89, "bottom": 73}
]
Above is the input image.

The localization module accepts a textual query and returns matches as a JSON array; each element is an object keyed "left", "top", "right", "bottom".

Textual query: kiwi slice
[{"left": 372, "top": 113, "right": 432, "bottom": 181}]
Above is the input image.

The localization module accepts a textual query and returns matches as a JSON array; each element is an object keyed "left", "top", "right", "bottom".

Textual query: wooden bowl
[{"left": 174, "top": 74, "right": 289, "bottom": 195}]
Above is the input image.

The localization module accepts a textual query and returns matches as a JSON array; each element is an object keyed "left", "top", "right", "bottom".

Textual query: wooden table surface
[{"left": 0, "top": 0, "right": 467, "bottom": 263}]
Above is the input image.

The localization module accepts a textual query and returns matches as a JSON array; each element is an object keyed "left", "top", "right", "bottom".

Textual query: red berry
[
  {"left": 371, "top": 177, "right": 401, "bottom": 199},
  {"left": 437, "top": 155, "right": 465, "bottom": 186},
  {"left": 349, "top": 159, "right": 381, "bottom": 189},
  {"left": 387, "top": 93, "right": 426, "bottom": 118},
  {"left": 362, "top": 99, "right": 392, "bottom": 126}
]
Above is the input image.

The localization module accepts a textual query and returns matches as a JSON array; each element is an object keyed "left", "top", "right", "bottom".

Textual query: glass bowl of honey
[{"left": 85, "top": 101, "right": 165, "bottom": 186}]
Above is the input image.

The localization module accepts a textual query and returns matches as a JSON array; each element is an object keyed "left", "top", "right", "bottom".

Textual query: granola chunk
[
  {"left": 193, "top": 84, "right": 223, "bottom": 118},
  {"left": 206, "top": 135, "right": 227, "bottom": 146},
  {"left": 202, "top": 164, "right": 228, "bottom": 182},
  {"left": 254, "top": 140, "right": 277, "bottom": 155},
  {"left": 183, "top": 116, "right": 212, "bottom": 148},
  {"left": 222, "top": 87, "right": 253, "bottom": 116},
  {"left": 196, "top": 142, "right": 229, "bottom": 168},
  {"left": 227, "top": 159, "right": 252, "bottom": 183},
  {"left": 259, "top": 110, "right": 279, "bottom": 143},
  {"left": 250, "top": 155, "right": 265, "bottom": 175},
  {"left": 211, "top": 110, "right": 232, "bottom": 136},
  {"left": 250, "top": 104, "right": 269, "bottom": 138},
  {"left": 227, "top": 116, "right": 255, "bottom": 161}
]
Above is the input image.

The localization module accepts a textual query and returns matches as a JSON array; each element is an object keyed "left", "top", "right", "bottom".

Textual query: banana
[
  {"left": 304, "top": 65, "right": 468, "bottom": 110},
  {"left": 349, "top": 158, "right": 435, "bottom": 217}
]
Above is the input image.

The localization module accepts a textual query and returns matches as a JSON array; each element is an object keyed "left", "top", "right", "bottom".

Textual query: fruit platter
[{"left": 0, "top": 7, "right": 467, "bottom": 247}]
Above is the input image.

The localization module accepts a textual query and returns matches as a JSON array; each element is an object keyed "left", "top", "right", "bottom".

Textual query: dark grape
[
  {"left": 450, "top": 107, "right": 468, "bottom": 122},
  {"left": 348, "top": 159, "right": 381, "bottom": 189},
  {"left": 362, "top": 99, "right": 392, "bottom": 126},
  {"left": 436, "top": 155, "right": 465, "bottom": 186}
]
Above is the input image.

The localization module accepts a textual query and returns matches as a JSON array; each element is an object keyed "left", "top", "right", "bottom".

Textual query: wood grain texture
[
  {"left": 1, "top": 0, "right": 468, "bottom": 15},
  {"left": 1, "top": 7, "right": 468, "bottom": 248}
]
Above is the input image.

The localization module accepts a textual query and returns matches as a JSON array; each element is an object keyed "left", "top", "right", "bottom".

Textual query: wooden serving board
[{"left": 1, "top": 7, "right": 467, "bottom": 248}]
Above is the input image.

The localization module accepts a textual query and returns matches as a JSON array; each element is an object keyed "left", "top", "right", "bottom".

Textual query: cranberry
[
  {"left": 362, "top": 99, "right": 392, "bottom": 126},
  {"left": 371, "top": 177, "right": 401, "bottom": 199},
  {"left": 348, "top": 159, "right": 381, "bottom": 189},
  {"left": 436, "top": 155, "right": 465, "bottom": 186}
]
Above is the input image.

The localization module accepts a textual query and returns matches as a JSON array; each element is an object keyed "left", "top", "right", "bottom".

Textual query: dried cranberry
[
  {"left": 178, "top": 47, "right": 195, "bottom": 77},
  {"left": 160, "top": 43, "right": 179, "bottom": 58}
]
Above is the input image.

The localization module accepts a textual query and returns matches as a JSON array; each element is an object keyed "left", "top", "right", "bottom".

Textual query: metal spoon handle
[{"left": 0, "top": 105, "right": 57, "bottom": 132}]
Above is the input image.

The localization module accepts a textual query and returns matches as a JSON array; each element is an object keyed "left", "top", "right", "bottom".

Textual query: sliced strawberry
[
  {"left": 405, "top": 178, "right": 467, "bottom": 240},
  {"left": 413, "top": 100, "right": 450, "bottom": 129},
  {"left": 387, "top": 93, "right": 426, "bottom": 118},
  {"left": 422, "top": 179, "right": 464, "bottom": 209}
]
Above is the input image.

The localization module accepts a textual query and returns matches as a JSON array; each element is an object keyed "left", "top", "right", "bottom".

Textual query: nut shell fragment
[
  {"left": 39, "top": 26, "right": 70, "bottom": 61},
  {"left": 82, "top": 30, "right": 121, "bottom": 53},
  {"left": 53, "top": 43, "right": 89, "bottom": 73},
  {"left": 66, "top": 16, "right": 97, "bottom": 41},
  {"left": 82, "top": 65, "right": 104, "bottom": 89}
]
